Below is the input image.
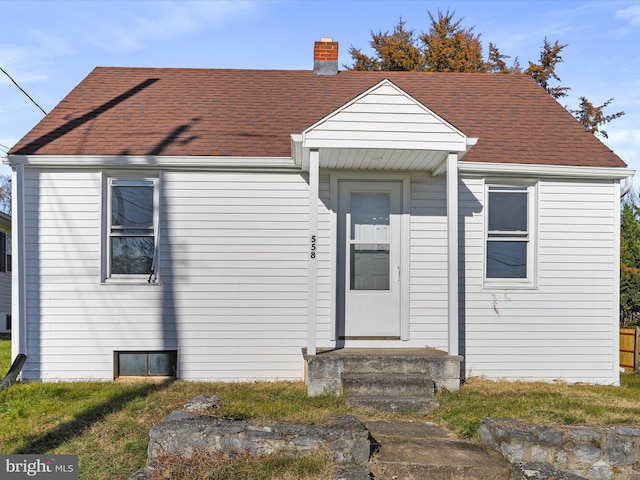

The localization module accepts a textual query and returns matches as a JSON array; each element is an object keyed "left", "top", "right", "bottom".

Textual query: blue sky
[{"left": 1, "top": 0, "right": 639, "bottom": 186}]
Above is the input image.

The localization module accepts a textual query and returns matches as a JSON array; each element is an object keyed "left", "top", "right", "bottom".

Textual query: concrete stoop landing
[
  {"left": 365, "top": 420, "right": 513, "bottom": 480},
  {"left": 303, "top": 348, "right": 462, "bottom": 414}
]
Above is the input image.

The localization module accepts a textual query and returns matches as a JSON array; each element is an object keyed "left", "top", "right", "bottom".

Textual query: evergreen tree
[
  {"left": 420, "top": 10, "right": 486, "bottom": 73},
  {"left": 347, "top": 12, "right": 624, "bottom": 135},
  {"left": 620, "top": 193, "right": 640, "bottom": 326},
  {"left": 524, "top": 38, "right": 570, "bottom": 100},
  {"left": 487, "top": 43, "right": 521, "bottom": 74},
  {"left": 570, "top": 97, "right": 625, "bottom": 139},
  {"left": 348, "top": 18, "right": 424, "bottom": 71}
]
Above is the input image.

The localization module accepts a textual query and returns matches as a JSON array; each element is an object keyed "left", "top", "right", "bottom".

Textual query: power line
[
  {"left": 0, "top": 144, "right": 9, "bottom": 154},
  {"left": 0, "top": 66, "right": 47, "bottom": 116}
]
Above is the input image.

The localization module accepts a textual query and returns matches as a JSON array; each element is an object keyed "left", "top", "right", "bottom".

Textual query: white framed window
[
  {"left": 484, "top": 182, "right": 536, "bottom": 287},
  {"left": 0, "top": 231, "right": 10, "bottom": 273},
  {"left": 104, "top": 176, "right": 159, "bottom": 282},
  {"left": 114, "top": 351, "right": 177, "bottom": 378}
]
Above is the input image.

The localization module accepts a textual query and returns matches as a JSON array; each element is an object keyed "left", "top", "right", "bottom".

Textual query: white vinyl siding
[
  {"left": 20, "top": 169, "right": 309, "bottom": 381},
  {"left": 304, "top": 82, "right": 467, "bottom": 152},
  {"left": 408, "top": 174, "right": 449, "bottom": 349},
  {"left": 461, "top": 177, "right": 618, "bottom": 384},
  {"left": 17, "top": 165, "right": 619, "bottom": 386}
]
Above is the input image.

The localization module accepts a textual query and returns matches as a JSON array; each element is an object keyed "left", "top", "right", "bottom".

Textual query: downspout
[{"left": 620, "top": 173, "right": 634, "bottom": 198}]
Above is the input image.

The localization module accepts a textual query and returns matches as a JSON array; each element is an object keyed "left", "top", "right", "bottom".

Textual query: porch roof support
[
  {"left": 447, "top": 152, "right": 459, "bottom": 356},
  {"left": 307, "top": 149, "right": 320, "bottom": 356},
  {"left": 12, "top": 164, "right": 27, "bottom": 360}
]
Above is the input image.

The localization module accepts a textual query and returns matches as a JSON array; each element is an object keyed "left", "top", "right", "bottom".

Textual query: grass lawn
[{"left": 1, "top": 337, "right": 639, "bottom": 479}]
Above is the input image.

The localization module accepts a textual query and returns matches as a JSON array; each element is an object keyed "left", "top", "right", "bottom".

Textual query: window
[
  {"left": 115, "top": 351, "right": 177, "bottom": 378},
  {"left": 485, "top": 183, "right": 535, "bottom": 284},
  {"left": 106, "top": 177, "right": 158, "bottom": 281},
  {"left": 350, "top": 192, "right": 391, "bottom": 291},
  {"left": 0, "top": 231, "right": 10, "bottom": 273}
]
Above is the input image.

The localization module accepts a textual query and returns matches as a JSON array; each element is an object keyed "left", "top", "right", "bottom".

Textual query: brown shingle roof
[{"left": 9, "top": 67, "right": 625, "bottom": 167}]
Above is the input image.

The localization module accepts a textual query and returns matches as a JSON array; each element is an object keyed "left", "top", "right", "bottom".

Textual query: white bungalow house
[
  {"left": 4, "top": 40, "right": 633, "bottom": 387},
  {"left": 0, "top": 211, "right": 10, "bottom": 333}
]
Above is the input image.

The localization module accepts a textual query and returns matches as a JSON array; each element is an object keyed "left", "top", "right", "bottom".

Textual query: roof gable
[{"left": 303, "top": 79, "right": 470, "bottom": 152}]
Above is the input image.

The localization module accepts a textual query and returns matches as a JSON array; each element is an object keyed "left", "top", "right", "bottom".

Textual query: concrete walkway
[{"left": 364, "top": 420, "right": 513, "bottom": 480}]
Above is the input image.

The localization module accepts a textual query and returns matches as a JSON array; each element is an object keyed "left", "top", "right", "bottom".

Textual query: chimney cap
[{"left": 319, "top": 37, "right": 333, "bottom": 42}]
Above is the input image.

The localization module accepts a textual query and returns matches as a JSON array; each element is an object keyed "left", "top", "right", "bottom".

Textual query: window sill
[
  {"left": 102, "top": 277, "right": 160, "bottom": 286},
  {"left": 114, "top": 375, "right": 174, "bottom": 383},
  {"left": 482, "top": 282, "right": 537, "bottom": 291}
]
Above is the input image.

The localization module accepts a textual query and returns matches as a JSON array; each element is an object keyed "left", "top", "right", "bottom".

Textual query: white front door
[{"left": 337, "top": 181, "right": 402, "bottom": 339}]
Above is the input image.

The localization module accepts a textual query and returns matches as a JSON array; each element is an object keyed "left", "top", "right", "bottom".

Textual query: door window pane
[
  {"left": 350, "top": 192, "right": 391, "bottom": 290},
  {"left": 351, "top": 244, "right": 390, "bottom": 290},
  {"left": 350, "top": 193, "right": 390, "bottom": 241}
]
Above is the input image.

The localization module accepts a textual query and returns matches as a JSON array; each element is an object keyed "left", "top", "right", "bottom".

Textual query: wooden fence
[{"left": 620, "top": 328, "right": 640, "bottom": 372}]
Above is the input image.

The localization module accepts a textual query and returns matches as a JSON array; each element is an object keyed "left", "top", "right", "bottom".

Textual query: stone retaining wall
[
  {"left": 146, "top": 411, "right": 371, "bottom": 467},
  {"left": 480, "top": 418, "right": 640, "bottom": 480}
]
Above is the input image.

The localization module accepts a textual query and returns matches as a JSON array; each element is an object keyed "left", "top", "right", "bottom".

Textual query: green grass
[
  {"left": 428, "top": 374, "right": 640, "bottom": 438},
  {"left": 1, "top": 337, "right": 640, "bottom": 479},
  {"left": 0, "top": 334, "right": 10, "bottom": 374}
]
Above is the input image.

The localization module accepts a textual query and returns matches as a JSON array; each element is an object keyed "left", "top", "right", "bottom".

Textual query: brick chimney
[{"left": 314, "top": 38, "right": 338, "bottom": 75}]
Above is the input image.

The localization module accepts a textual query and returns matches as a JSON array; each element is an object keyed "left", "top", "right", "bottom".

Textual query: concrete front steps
[
  {"left": 366, "top": 420, "right": 513, "bottom": 480},
  {"left": 304, "top": 347, "right": 462, "bottom": 414},
  {"left": 341, "top": 372, "right": 439, "bottom": 414}
]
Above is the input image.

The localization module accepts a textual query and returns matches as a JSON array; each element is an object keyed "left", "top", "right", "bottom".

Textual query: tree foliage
[
  {"left": 420, "top": 10, "right": 485, "bottom": 73},
  {"left": 348, "top": 18, "right": 423, "bottom": 71},
  {"left": 487, "top": 42, "right": 521, "bottom": 74},
  {"left": 0, "top": 174, "right": 10, "bottom": 215},
  {"left": 524, "top": 38, "right": 570, "bottom": 100},
  {"left": 570, "top": 97, "right": 626, "bottom": 139},
  {"left": 347, "top": 11, "right": 623, "bottom": 135},
  {"left": 621, "top": 193, "right": 640, "bottom": 327}
]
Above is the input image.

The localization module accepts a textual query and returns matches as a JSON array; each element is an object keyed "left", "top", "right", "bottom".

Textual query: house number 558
[{"left": 310, "top": 235, "right": 317, "bottom": 259}]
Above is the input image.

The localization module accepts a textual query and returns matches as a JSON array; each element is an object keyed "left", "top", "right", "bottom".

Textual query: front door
[{"left": 337, "top": 181, "right": 402, "bottom": 339}]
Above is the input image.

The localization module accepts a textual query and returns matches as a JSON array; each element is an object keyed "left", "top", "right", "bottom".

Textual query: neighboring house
[
  {"left": 5, "top": 40, "right": 633, "bottom": 385},
  {"left": 0, "top": 212, "right": 10, "bottom": 333}
]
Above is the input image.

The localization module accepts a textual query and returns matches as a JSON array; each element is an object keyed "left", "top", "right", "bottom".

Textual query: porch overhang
[
  {"left": 290, "top": 78, "right": 478, "bottom": 173},
  {"left": 291, "top": 139, "right": 478, "bottom": 173}
]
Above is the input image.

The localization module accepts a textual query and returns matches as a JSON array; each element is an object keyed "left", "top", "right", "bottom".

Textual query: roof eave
[{"left": 6, "top": 154, "right": 298, "bottom": 170}]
